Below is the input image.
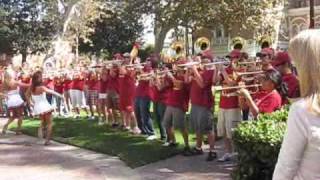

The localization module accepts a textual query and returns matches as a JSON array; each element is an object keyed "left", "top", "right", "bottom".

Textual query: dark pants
[
  {"left": 242, "top": 109, "right": 249, "bottom": 121},
  {"left": 46, "top": 94, "right": 53, "bottom": 105},
  {"left": 135, "top": 97, "right": 155, "bottom": 136},
  {"left": 153, "top": 102, "right": 167, "bottom": 140}
]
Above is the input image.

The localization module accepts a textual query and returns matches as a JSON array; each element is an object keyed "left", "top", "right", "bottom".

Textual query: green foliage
[
  {"left": 78, "top": 1, "right": 144, "bottom": 58},
  {"left": 0, "top": 0, "right": 57, "bottom": 58},
  {"left": 232, "top": 107, "right": 289, "bottom": 180}
]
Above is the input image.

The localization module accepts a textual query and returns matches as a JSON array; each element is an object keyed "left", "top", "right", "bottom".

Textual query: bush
[{"left": 232, "top": 108, "right": 289, "bottom": 180}]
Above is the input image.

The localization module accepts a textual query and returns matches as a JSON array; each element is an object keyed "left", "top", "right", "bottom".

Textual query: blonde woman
[
  {"left": 273, "top": 30, "right": 320, "bottom": 179},
  {"left": 1, "top": 68, "right": 30, "bottom": 135}
]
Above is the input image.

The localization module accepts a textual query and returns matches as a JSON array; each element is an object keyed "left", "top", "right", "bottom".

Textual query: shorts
[
  {"left": 99, "top": 93, "right": 107, "bottom": 99},
  {"left": 190, "top": 104, "right": 214, "bottom": 134},
  {"left": 70, "top": 89, "right": 86, "bottom": 107},
  {"left": 163, "top": 106, "right": 186, "bottom": 130},
  {"left": 107, "top": 91, "right": 119, "bottom": 109},
  {"left": 119, "top": 96, "right": 134, "bottom": 113},
  {"left": 217, "top": 108, "right": 242, "bottom": 139},
  {"left": 7, "top": 105, "right": 24, "bottom": 119},
  {"left": 87, "top": 90, "right": 99, "bottom": 105}
]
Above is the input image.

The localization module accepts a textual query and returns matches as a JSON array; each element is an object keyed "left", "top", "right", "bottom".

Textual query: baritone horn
[{"left": 195, "top": 37, "right": 210, "bottom": 53}]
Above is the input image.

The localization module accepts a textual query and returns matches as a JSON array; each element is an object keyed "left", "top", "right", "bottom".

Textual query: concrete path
[{"left": 0, "top": 118, "right": 234, "bottom": 180}]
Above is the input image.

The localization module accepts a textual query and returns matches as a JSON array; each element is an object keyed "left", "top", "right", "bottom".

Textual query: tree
[
  {"left": 78, "top": 1, "right": 144, "bottom": 59},
  {"left": 0, "top": 0, "right": 58, "bottom": 62}
]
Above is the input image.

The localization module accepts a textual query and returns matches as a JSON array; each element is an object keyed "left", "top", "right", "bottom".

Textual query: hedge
[{"left": 232, "top": 108, "right": 289, "bottom": 180}]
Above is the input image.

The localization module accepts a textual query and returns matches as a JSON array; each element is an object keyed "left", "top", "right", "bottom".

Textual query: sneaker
[
  {"left": 217, "top": 153, "right": 231, "bottom": 162},
  {"left": 89, "top": 116, "right": 95, "bottom": 121},
  {"left": 191, "top": 147, "right": 204, "bottom": 155},
  {"left": 207, "top": 151, "right": 218, "bottom": 161},
  {"left": 98, "top": 121, "right": 104, "bottom": 125},
  {"left": 132, "top": 127, "right": 141, "bottom": 135},
  {"left": 182, "top": 146, "right": 194, "bottom": 156},
  {"left": 112, "top": 123, "right": 119, "bottom": 128},
  {"left": 146, "top": 135, "right": 157, "bottom": 140},
  {"left": 162, "top": 141, "right": 178, "bottom": 147}
]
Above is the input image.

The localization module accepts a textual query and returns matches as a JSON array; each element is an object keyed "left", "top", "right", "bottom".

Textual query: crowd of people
[{"left": 0, "top": 36, "right": 301, "bottom": 161}]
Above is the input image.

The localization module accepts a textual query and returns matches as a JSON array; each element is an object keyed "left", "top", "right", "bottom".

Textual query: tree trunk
[
  {"left": 154, "top": 26, "right": 169, "bottom": 54},
  {"left": 21, "top": 51, "right": 27, "bottom": 63},
  {"left": 184, "top": 26, "right": 189, "bottom": 56}
]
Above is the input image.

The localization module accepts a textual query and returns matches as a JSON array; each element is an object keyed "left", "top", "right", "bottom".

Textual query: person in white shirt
[{"left": 273, "top": 29, "right": 320, "bottom": 180}]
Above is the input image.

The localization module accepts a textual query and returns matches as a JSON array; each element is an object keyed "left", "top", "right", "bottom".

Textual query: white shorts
[
  {"left": 69, "top": 89, "right": 86, "bottom": 108},
  {"left": 99, "top": 93, "right": 107, "bottom": 99},
  {"left": 217, "top": 108, "right": 242, "bottom": 139}
]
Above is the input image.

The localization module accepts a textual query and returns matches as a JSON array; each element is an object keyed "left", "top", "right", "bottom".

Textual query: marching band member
[
  {"left": 162, "top": 59, "right": 193, "bottom": 156},
  {"left": 135, "top": 62, "right": 156, "bottom": 139},
  {"left": 1, "top": 68, "right": 30, "bottom": 135},
  {"left": 150, "top": 66, "right": 168, "bottom": 141},
  {"left": 272, "top": 52, "right": 300, "bottom": 101},
  {"left": 239, "top": 69, "right": 287, "bottom": 119},
  {"left": 63, "top": 73, "right": 73, "bottom": 115},
  {"left": 85, "top": 71, "right": 100, "bottom": 120},
  {"left": 256, "top": 48, "right": 275, "bottom": 71},
  {"left": 188, "top": 52, "right": 218, "bottom": 161},
  {"left": 70, "top": 71, "right": 87, "bottom": 118},
  {"left": 28, "top": 71, "right": 64, "bottom": 145},
  {"left": 107, "top": 64, "right": 120, "bottom": 127},
  {"left": 118, "top": 60, "right": 140, "bottom": 133},
  {"left": 217, "top": 50, "right": 242, "bottom": 162},
  {"left": 54, "top": 74, "right": 68, "bottom": 116},
  {"left": 98, "top": 67, "right": 109, "bottom": 124},
  {"left": 43, "top": 74, "right": 55, "bottom": 105}
]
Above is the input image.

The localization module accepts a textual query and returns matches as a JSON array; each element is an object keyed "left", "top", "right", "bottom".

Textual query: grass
[
  {"left": 10, "top": 93, "right": 221, "bottom": 168},
  {"left": 10, "top": 116, "right": 196, "bottom": 168}
]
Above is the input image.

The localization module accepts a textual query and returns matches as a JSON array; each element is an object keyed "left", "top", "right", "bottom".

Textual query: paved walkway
[{"left": 0, "top": 118, "right": 234, "bottom": 180}]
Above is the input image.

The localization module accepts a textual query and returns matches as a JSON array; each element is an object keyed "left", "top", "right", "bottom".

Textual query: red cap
[
  {"left": 201, "top": 49, "right": 214, "bottom": 61},
  {"left": 113, "top": 53, "right": 124, "bottom": 60},
  {"left": 273, "top": 52, "right": 291, "bottom": 66},
  {"left": 229, "top": 49, "right": 242, "bottom": 59},
  {"left": 257, "top": 48, "right": 274, "bottom": 57}
]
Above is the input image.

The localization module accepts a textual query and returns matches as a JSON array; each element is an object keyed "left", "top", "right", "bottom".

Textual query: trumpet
[
  {"left": 124, "top": 63, "right": 146, "bottom": 70},
  {"left": 237, "top": 60, "right": 262, "bottom": 65}
]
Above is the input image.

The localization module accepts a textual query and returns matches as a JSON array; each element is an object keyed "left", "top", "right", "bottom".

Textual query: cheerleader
[
  {"left": 28, "top": 71, "right": 64, "bottom": 145},
  {"left": 1, "top": 68, "right": 30, "bottom": 135}
]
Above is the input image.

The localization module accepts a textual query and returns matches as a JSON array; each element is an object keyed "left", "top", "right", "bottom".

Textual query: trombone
[{"left": 213, "top": 84, "right": 261, "bottom": 97}]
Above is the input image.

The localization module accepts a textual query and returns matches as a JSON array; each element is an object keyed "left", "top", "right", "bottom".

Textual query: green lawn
[
  {"left": 10, "top": 93, "right": 221, "bottom": 168},
  {"left": 10, "top": 117, "right": 196, "bottom": 168}
]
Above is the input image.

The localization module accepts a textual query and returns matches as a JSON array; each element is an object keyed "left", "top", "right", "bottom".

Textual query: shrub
[{"left": 232, "top": 108, "right": 289, "bottom": 180}]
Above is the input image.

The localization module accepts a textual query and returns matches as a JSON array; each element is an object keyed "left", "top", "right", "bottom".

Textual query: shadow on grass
[{"left": 11, "top": 117, "right": 184, "bottom": 168}]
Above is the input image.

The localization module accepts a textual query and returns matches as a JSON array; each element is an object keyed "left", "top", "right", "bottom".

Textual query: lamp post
[{"left": 310, "top": 0, "right": 315, "bottom": 28}]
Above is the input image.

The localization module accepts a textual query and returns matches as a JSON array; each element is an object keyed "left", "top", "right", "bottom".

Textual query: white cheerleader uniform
[
  {"left": 6, "top": 88, "right": 24, "bottom": 109},
  {"left": 32, "top": 93, "right": 54, "bottom": 115}
]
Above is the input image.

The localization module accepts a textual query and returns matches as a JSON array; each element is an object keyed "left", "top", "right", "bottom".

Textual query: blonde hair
[
  {"left": 289, "top": 29, "right": 320, "bottom": 114},
  {"left": 2, "top": 69, "right": 15, "bottom": 91}
]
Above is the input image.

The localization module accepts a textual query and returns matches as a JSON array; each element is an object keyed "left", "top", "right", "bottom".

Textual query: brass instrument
[
  {"left": 195, "top": 37, "right": 211, "bottom": 54},
  {"left": 124, "top": 63, "right": 146, "bottom": 70},
  {"left": 213, "top": 84, "right": 262, "bottom": 97},
  {"left": 236, "top": 71, "right": 264, "bottom": 76},
  {"left": 231, "top": 36, "right": 246, "bottom": 50},
  {"left": 259, "top": 35, "right": 273, "bottom": 49}
]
